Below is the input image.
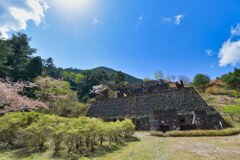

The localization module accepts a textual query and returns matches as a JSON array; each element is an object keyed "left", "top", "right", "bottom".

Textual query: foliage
[
  {"left": 51, "top": 92, "right": 89, "bottom": 117},
  {"left": 220, "top": 68, "right": 240, "bottom": 91},
  {"left": 111, "top": 71, "right": 125, "bottom": 89},
  {"left": 0, "top": 33, "right": 48, "bottom": 81},
  {"left": 0, "top": 33, "right": 63, "bottom": 82},
  {"left": 193, "top": 74, "right": 210, "bottom": 93},
  {"left": 0, "top": 113, "right": 135, "bottom": 155},
  {"left": 121, "top": 119, "right": 135, "bottom": 138},
  {"left": 143, "top": 77, "right": 150, "bottom": 82},
  {"left": 206, "top": 85, "right": 236, "bottom": 96},
  {"left": 34, "top": 76, "right": 88, "bottom": 117},
  {"left": 0, "top": 112, "right": 41, "bottom": 145},
  {"left": 77, "top": 70, "right": 109, "bottom": 102},
  {"left": 26, "top": 56, "right": 43, "bottom": 80},
  {"left": 221, "top": 105, "right": 240, "bottom": 120},
  {"left": 150, "top": 128, "right": 240, "bottom": 137},
  {"left": 42, "top": 58, "right": 63, "bottom": 79},
  {"left": 0, "top": 80, "right": 47, "bottom": 114},
  {"left": 92, "top": 66, "right": 142, "bottom": 83},
  {"left": 0, "top": 37, "right": 12, "bottom": 77},
  {"left": 7, "top": 33, "right": 37, "bottom": 81},
  {"left": 34, "top": 76, "right": 72, "bottom": 102},
  {"left": 60, "top": 71, "right": 84, "bottom": 90}
]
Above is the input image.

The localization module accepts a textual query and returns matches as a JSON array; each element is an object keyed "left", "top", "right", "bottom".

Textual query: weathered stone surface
[{"left": 87, "top": 85, "right": 228, "bottom": 131}]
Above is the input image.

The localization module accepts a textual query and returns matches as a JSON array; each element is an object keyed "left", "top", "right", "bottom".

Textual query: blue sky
[{"left": 1, "top": 0, "right": 240, "bottom": 80}]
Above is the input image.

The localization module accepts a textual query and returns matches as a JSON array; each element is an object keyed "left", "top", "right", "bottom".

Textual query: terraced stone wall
[{"left": 87, "top": 88, "right": 227, "bottom": 130}]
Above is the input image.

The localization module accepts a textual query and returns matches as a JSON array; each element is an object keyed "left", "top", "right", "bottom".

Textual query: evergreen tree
[
  {"left": 7, "top": 33, "right": 36, "bottom": 81},
  {"left": 0, "top": 36, "right": 12, "bottom": 77},
  {"left": 27, "top": 56, "right": 43, "bottom": 80},
  {"left": 193, "top": 74, "right": 210, "bottom": 93}
]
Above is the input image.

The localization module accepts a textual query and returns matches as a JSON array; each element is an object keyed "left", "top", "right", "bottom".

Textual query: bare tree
[
  {"left": 154, "top": 70, "right": 164, "bottom": 80},
  {"left": 170, "top": 75, "right": 176, "bottom": 82}
]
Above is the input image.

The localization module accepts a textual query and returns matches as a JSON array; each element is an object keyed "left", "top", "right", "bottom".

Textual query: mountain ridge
[{"left": 64, "top": 66, "right": 143, "bottom": 83}]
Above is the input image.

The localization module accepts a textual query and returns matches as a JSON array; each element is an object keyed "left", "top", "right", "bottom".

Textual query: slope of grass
[{"left": 201, "top": 93, "right": 240, "bottom": 127}]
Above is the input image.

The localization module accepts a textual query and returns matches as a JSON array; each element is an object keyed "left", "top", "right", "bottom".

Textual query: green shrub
[
  {"left": 0, "top": 112, "right": 41, "bottom": 145},
  {"left": 0, "top": 112, "right": 135, "bottom": 155},
  {"left": 121, "top": 119, "right": 135, "bottom": 138},
  {"left": 206, "top": 86, "right": 236, "bottom": 96},
  {"left": 21, "top": 116, "right": 50, "bottom": 151},
  {"left": 150, "top": 128, "right": 240, "bottom": 137}
]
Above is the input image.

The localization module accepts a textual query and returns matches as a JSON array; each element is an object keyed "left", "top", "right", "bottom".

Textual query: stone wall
[
  {"left": 151, "top": 109, "right": 180, "bottom": 131},
  {"left": 87, "top": 96, "right": 135, "bottom": 118},
  {"left": 88, "top": 88, "right": 209, "bottom": 117},
  {"left": 135, "top": 88, "right": 209, "bottom": 116},
  {"left": 87, "top": 87, "right": 227, "bottom": 130}
]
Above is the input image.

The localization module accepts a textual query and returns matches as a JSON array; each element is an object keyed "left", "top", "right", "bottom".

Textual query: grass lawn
[{"left": 1, "top": 132, "right": 240, "bottom": 160}]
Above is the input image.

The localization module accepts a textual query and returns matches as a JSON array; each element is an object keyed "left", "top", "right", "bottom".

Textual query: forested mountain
[{"left": 65, "top": 66, "right": 142, "bottom": 83}]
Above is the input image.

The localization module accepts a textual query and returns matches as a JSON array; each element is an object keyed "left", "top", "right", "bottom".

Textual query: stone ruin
[{"left": 87, "top": 80, "right": 228, "bottom": 131}]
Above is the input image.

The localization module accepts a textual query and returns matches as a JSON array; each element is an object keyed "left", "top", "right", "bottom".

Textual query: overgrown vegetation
[
  {"left": 0, "top": 112, "right": 135, "bottom": 156},
  {"left": 150, "top": 128, "right": 240, "bottom": 137},
  {"left": 221, "top": 104, "right": 240, "bottom": 121}
]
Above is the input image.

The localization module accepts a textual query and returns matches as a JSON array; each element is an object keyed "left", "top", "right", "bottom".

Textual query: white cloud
[
  {"left": 205, "top": 49, "right": 213, "bottom": 56},
  {"left": 231, "top": 23, "right": 240, "bottom": 36},
  {"left": 218, "top": 23, "right": 240, "bottom": 67},
  {"left": 218, "top": 39, "right": 240, "bottom": 67},
  {"left": 138, "top": 15, "right": 143, "bottom": 23},
  {"left": 0, "top": 0, "right": 49, "bottom": 38},
  {"left": 134, "top": 14, "right": 145, "bottom": 30},
  {"left": 92, "top": 16, "right": 99, "bottom": 25},
  {"left": 162, "top": 17, "right": 172, "bottom": 23},
  {"left": 161, "top": 14, "right": 184, "bottom": 25},
  {"left": 175, "top": 14, "right": 184, "bottom": 25}
]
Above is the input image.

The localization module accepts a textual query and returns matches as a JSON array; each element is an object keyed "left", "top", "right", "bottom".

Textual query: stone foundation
[{"left": 87, "top": 87, "right": 228, "bottom": 131}]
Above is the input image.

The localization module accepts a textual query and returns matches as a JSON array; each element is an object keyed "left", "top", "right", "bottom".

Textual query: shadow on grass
[
  {"left": 85, "top": 136, "right": 140, "bottom": 159},
  {"left": 0, "top": 137, "right": 141, "bottom": 160},
  {"left": 53, "top": 136, "right": 141, "bottom": 160},
  {"left": 7, "top": 146, "right": 48, "bottom": 159}
]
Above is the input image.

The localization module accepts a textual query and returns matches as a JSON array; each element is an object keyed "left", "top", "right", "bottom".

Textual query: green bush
[
  {"left": 150, "top": 128, "right": 240, "bottom": 137},
  {"left": 206, "top": 86, "right": 236, "bottom": 96},
  {"left": 0, "top": 112, "right": 135, "bottom": 155},
  {"left": 0, "top": 112, "right": 41, "bottom": 145}
]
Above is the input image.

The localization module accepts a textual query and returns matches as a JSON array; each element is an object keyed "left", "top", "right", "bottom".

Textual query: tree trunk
[
  {"left": 90, "top": 140, "right": 94, "bottom": 152},
  {"left": 202, "top": 85, "right": 205, "bottom": 93},
  {"left": 67, "top": 146, "right": 72, "bottom": 154},
  {"left": 39, "top": 142, "right": 44, "bottom": 151}
]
